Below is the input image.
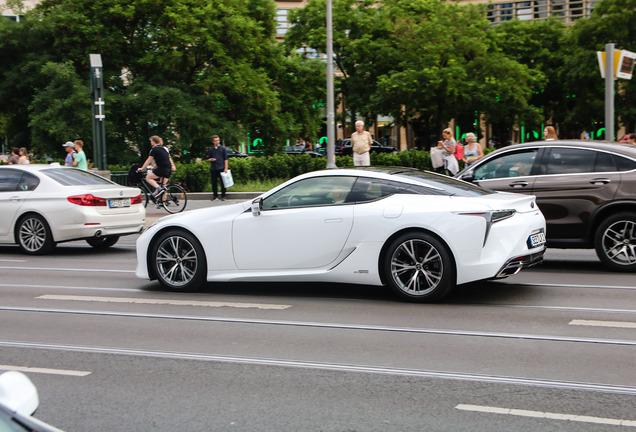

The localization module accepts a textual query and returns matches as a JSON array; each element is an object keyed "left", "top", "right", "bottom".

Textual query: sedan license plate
[
  {"left": 528, "top": 231, "right": 546, "bottom": 248},
  {"left": 108, "top": 198, "right": 131, "bottom": 208}
]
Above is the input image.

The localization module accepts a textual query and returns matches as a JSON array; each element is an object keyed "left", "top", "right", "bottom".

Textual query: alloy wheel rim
[
  {"left": 602, "top": 220, "right": 636, "bottom": 266},
  {"left": 390, "top": 239, "right": 443, "bottom": 295},
  {"left": 157, "top": 236, "right": 198, "bottom": 286},
  {"left": 19, "top": 218, "right": 46, "bottom": 252}
]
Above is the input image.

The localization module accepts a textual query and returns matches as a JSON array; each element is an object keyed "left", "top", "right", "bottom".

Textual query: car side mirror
[
  {"left": 459, "top": 171, "right": 474, "bottom": 182},
  {"left": 251, "top": 198, "right": 263, "bottom": 216},
  {"left": 0, "top": 371, "right": 39, "bottom": 416}
]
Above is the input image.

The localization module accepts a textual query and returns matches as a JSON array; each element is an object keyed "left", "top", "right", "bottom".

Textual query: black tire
[
  {"left": 16, "top": 214, "right": 56, "bottom": 255},
  {"left": 86, "top": 236, "right": 120, "bottom": 249},
  {"left": 162, "top": 185, "right": 187, "bottom": 213},
  {"left": 594, "top": 212, "right": 636, "bottom": 272},
  {"left": 383, "top": 232, "right": 455, "bottom": 302},
  {"left": 142, "top": 190, "right": 150, "bottom": 208},
  {"left": 150, "top": 229, "right": 206, "bottom": 291}
]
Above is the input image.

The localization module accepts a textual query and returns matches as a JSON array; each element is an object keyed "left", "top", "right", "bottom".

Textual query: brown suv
[{"left": 457, "top": 140, "right": 636, "bottom": 271}]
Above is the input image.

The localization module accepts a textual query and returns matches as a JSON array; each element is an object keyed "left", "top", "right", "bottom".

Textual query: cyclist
[{"left": 138, "top": 135, "right": 176, "bottom": 196}]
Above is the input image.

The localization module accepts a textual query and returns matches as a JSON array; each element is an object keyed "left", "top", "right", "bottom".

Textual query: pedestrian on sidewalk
[{"left": 205, "top": 135, "right": 229, "bottom": 201}]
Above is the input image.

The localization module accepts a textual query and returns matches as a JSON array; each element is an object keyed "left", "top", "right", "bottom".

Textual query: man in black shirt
[
  {"left": 138, "top": 136, "right": 176, "bottom": 195},
  {"left": 205, "top": 135, "right": 229, "bottom": 201}
]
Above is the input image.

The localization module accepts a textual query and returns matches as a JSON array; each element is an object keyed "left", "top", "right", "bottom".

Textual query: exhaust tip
[{"left": 94, "top": 230, "right": 102, "bottom": 238}]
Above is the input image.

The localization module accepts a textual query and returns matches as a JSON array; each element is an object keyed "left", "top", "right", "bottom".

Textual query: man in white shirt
[{"left": 351, "top": 120, "right": 372, "bottom": 166}]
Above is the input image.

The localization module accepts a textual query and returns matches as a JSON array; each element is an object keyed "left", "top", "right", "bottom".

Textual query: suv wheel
[{"left": 594, "top": 212, "right": 636, "bottom": 272}]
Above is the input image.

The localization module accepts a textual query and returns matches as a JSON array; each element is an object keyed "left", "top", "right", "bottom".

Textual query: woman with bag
[{"left": 436, "top": 128, "right": 459, "bottom": 176}]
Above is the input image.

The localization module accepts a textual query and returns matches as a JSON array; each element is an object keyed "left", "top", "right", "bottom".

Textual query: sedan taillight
[
  {"left": 131, "top": 194, "right": 143, "bottom": 205},
  {"left": 67, "top": 194, "right": 108, "bottom": 206}
]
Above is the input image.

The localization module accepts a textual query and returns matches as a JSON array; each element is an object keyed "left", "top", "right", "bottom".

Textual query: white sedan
[
  {"left": 136, "top": 168, "right": 546, "bottom": 302},
  {"left": 0, "top": 164, "right": 145, "bottom": 254}
]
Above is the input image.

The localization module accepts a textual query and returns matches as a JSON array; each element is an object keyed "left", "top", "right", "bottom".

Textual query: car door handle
[
  {"left": 9, "top": 196, "right": 23, "bottom": 202},
  {"left": 508, "top": 181, "right": 529, "bottom": 188},
  {"left": 324, "top": 218, "right": 343, "bottom": 224},
  {"left": 590, "top": 178, "right": 611, "bottom": 185}
]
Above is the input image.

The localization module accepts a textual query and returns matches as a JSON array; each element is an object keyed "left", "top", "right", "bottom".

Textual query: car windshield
[
  {"left": 42, "top": 168, "right": 116, "bottom": 186},
  {"left": 394, "top": 170, "right": 495, "bottom": 197}
]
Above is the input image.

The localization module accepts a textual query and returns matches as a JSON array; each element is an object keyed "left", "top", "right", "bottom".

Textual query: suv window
[
  {"left": 473, "top": 149, "right": 538, "bottom": 180},
  {"left": 543, "top": 148, "right": 633, "bottom": 175}
]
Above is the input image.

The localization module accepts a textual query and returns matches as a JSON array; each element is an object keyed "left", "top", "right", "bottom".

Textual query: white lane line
[
  {"left": 497, "top": 281, "right": 636, "bottom": 290},
  {"left": 3, "top": 341, "right": 636, "bottom": 395},
  {"left": 0, "top": 266, "right": 134, "bottom": 273},
  {"left": 0, "top": 283, "right": 138, "bottom": 292},
  {"left": 37, "top": 294, "right": 291, "bottom": 310},
  {"left": 456, "top": 404, "right": 636, "bottom": 427},
  {"left": 0, "top": 259, "right": 27, "bottom": 263},
  {"left": 570, "top": 319, "right": 636, "bottom": 329},
  {"left": 0, "top": 364, "right": 91, "bottom": 377}
]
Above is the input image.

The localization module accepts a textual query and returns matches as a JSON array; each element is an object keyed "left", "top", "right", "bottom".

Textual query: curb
[{"left": 187, "top": 192, "right": 261, "bottom": 200}]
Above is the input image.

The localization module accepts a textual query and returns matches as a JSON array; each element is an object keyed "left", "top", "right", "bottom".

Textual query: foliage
[{"left": 0, "top": 0, "right": 326, "bottom": 160}]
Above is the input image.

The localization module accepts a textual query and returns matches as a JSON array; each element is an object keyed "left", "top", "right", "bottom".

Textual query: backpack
[{"left": 454, "top": 143, "right": 464, "bottom": 160}]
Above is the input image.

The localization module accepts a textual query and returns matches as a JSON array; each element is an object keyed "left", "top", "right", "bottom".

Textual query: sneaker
[
  {"left": 154, "top": 186, "right": 164, "bottom": 197},
  {"left": 220, "top": 197, "right": 225, "bottom": 201},
  {"left": 211, "top": 196, "right": 217, "bottom": 201}
]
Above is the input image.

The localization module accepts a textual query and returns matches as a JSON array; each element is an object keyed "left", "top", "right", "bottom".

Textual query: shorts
[{"left": 152, "top": 168, "right": 172, "bottom": 179}]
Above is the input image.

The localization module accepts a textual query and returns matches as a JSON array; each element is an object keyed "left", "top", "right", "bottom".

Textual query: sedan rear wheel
[
  {"left": 16, "top": 214, "right": 55, "bottom": 255},
  {"left": 595, "top": 213, "right": 636, "bottom": 272},
  {"left": 151, "top": 230, "right": 206, "bottom": 291},
  {"left": 384, "top": 232, "right": 455, "bottom": 302}
]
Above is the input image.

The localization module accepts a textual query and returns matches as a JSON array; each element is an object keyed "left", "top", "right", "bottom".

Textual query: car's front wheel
[
  {"left": 86, "top": 236, "right": 120, "bottom": 249},
  {"left": 383, "top": 232, "right": 455, "bottom": 302},
  {"left": 150, "top": 230, "right": 207, "bottom": 291},
  {"left": 16, "top": 214, "right": 55, "bottom": 255},
  {"left": 594, "top": 213, "right": 636, "bottom": 272}
]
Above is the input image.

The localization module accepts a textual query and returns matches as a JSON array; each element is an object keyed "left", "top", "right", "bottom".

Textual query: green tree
[{"left": 562, "top": 0, "right": 636, "bottom": 137}]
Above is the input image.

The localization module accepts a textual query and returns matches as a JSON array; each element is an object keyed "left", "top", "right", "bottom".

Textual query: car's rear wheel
[
  {"left": 383, "top": 232, "right": 455, "bottom": 302},
  {"left": 86, "top": 236, "right": 120, "bottom": 249},
  {"left": 16, "top": 214, "right": 55, "bottom": 255},
  {"left": 594, "top": 213, "right": 636, "bottom": 272},
  {"left": 150, "top": 230, "right": 206, "bottom": 291}
]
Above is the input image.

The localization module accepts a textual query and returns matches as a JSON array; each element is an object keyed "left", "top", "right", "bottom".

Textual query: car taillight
[
  {"left": 131, "top": 194, "right": 143, "bottom": 205},
  {"left": 67, "top": 194, "right": 108, "bottom": 206}
]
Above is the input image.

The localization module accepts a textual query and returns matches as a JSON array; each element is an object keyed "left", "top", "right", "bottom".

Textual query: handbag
[{"left": 220, "top": 170, "right": 234, "bottom": 188}]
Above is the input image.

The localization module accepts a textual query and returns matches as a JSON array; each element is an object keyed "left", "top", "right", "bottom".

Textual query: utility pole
[
  {"left": 90, "top": 54, "right": 107, "bottom": 170},
  {"left": 325, "top": 0, "right": 336, "bottom": 169},
  {"left": 604, "top": 43, "right": 614, "bottom": 141}
]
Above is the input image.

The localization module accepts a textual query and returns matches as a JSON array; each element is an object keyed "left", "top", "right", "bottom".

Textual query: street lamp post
[
  {"left": 326, "top": 0, "right": 337, "bottom": 169},
  {"left": 90, "top": 54, "right": 107, "bottom": 170}
]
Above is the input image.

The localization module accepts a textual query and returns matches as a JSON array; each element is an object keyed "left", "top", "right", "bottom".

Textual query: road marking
[
  {"left": 0, "top": 364, "right": 91, "bottom": 377},
  {"left": 0, "top": 259, "right": 27, "bottom": 263},
  {"left": 0, "top": 283, "right": 138, "bottom": 292},
  {"left": 3, "top": 340, "right": 636, "bottom": 395},
  {"left": 0, "top": 266, "right": 134, "bottom": 273},
  {"left": 570, "top": 319, "right": 636, "bottom": 329},
  {"left": 456, "top": 404, "right": 636, "bottom": 427},
  {"left": 498, "top": 281, "right": 636, "bottom": 290},
  {"left": 37, "top": 294, "right": 291, "bottom": 310}
]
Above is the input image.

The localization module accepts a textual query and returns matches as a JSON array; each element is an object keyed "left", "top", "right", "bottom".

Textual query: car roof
[
  {"left": 491, "top": 140, "right": 636, "bottom": 158},
  {"left": 0, "top": 163, "right": 68, "bottom": 172}
]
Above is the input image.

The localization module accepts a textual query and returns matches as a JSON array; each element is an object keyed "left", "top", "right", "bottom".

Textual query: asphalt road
[{"left": 1, "top": 202, "right": 635, "bottom": 431}]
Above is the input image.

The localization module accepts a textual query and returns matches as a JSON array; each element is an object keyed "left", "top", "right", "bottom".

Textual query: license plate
[
  {"left": 528, "top": 231, "right": 546, "bottom": 248},
  {"left": 108, "top": 198, "right": 131, "bottom": 208}
]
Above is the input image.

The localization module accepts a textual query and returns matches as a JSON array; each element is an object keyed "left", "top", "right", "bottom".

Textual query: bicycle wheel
[
  {"left": 142, "top": 189, "right": 150, "bottom": 208},
  {"left": 162, "top": 184, "right": 187, "bottom": 213}
]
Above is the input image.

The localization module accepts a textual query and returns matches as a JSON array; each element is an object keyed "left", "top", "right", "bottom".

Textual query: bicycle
[{"left": 128, "top": 164, "right": 187, "bottom": 213}]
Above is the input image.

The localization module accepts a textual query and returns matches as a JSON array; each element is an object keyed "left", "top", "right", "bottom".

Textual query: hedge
[{"left": 109, "top": 149, "right": 445, "bottom": 192}]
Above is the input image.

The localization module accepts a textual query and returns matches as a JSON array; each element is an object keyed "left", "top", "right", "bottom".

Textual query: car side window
[
  {"left": 615, "top": 155, "right": 636, "bottom": 172},
  {"left": 262, "top": 176, "right": 357, "bottom": 210},
  {"left": 348, "top": 178, "right": 409, "bottom": 203},
  {"left": 545, "top": 148, "right": 601, "bottom": 175},
  {"left": 0, "top": 169, "right": 24, "bottom": 192},
  {"left": 473, "top": 149, "right": 538, "bottom": 180},
  {"left": 18, "top": 172, "right": 40, "bottom": 191}
]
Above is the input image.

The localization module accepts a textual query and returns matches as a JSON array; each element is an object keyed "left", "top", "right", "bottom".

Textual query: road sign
[{"left": 597, "top": 49, "right": 636, "bottom": 79}]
